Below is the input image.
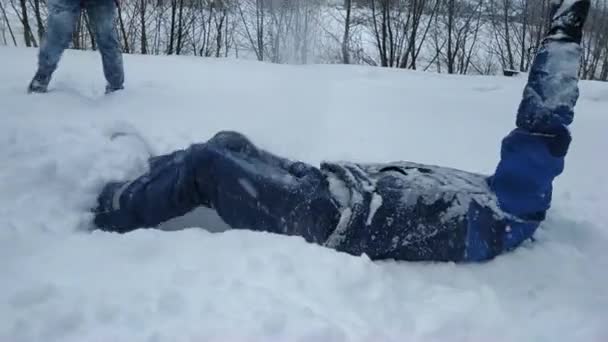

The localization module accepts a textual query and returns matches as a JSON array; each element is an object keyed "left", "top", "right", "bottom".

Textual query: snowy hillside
[{"left": 1, "top": 47, "right": 607, "bottom": 342}]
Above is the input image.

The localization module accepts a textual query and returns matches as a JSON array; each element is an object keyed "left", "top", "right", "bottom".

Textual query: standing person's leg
[
  {"left": 94, "top": 132, "right": 341, "bottom": 244},
  {"left": 84, "top": 0, "right": 124, "bottom": 93},
  {"left": 490, "top": 0, "right": 589, "bottom": 221},
  {"left": 28, "top": 0, "right": 80, "bottom": 93}
]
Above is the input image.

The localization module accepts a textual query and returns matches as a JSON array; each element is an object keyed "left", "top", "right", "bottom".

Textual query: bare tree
[
  {"left": 116, "top": 0, "right": 131, "bottom": 53},
  {"left": 367, "top": 0, "right": 440, "bottom": 69},
  {"left": 580, "top": 0, "right": 608, "bottom": 80},
  {"left": 517, "top": 0, "right": 528, "bottom": 71},
  {"left": 404, "top": 0, "right": 440, "bottom": 70},
  {"left": 214, "top": 2, "right": 229, "bottom": 57},
  {"left": 11, "top": 0, "right": 37, "bottom": 46},
  {"left": 167, "top": 0, "right": 177, "bottom": 54},
  {"left": 32, "top": 0, "right": 45, "bottom": 40},
  {"left": 487, "top": 0, "right": 517, "bottom": 71},
  {"left": 175, "top": 0, "right": 185, "bottom": 54},
  {"left": 0, "top": 0, "right": 18, "bottom": 46},
  {"left": 341, "top": 0, "right": 352, "bottom": 64},
  {"left": 236, "top": 0, "right": 265, "bottom": 61},
  {"left": 237, "top": 0, "right": 323, "bottom": 63},
  {"left": 434, "top": 0, "right": 483, "bottom": 74},
  {"left": 1, "top": 0, "right": 605, "bottom": 81},
  {"left": 138, "top": 0, "right": 147, "bottom": 54}
]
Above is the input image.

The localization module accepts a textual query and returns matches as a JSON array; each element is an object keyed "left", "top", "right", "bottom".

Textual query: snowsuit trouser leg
[
  {"left": 490, "top": 38, "right": 581, "bottom": 223},
  {"left": 97, "top": 131, "right": 340, "bottom": 245}
]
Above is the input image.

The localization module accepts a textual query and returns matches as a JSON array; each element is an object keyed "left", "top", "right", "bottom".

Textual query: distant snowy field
[{"left": 1, "top": 47, "right": 607, "bottom": 342}]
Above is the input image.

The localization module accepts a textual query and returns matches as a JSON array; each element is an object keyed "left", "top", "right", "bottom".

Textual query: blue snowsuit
[
  {"left": 34, "top": 0, "right": 123, "bottom": 89},
  {"left": 94, "top": 38, "right": 581, "bottom": 262}
]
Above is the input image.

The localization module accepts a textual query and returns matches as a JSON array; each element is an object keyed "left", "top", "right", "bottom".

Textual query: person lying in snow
[{"left": 94, "top": 0, "right": 590, "bottom": 262}]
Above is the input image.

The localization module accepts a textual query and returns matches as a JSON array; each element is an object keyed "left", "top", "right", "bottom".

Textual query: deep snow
[{"left": 1, "top": 47, "right": 607, "bottom": 342}]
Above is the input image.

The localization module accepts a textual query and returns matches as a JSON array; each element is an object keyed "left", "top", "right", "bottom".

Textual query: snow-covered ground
[{"left": 1, "top": 47, "right": 607, "bottom": 342}]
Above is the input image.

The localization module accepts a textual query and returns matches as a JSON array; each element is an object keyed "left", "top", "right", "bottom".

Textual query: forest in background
[{"left": 1, "top": 0, "right": 607, "bottom": 80}]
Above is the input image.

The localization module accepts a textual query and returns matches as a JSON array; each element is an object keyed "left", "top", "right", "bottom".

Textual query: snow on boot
[
  {"left": 93, "top": 181, "right": 139, "bottom": 233},
  {"left": 27, "top": 73, "right": 50, "bottom": 94},
  {"left": 548, "top": 0, "right": 591, "bottom": 43},
  {"left": 105, "top": 84, "right": 124, "bottom": 95},
  {"left": 93, "top": 124, "right": 158, "bottom": 232}
]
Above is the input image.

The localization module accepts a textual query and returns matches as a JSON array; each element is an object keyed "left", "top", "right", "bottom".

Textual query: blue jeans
[
  {"left": 94, "top": 38, "right": 581, "bottom": 262},
  {"left": 36, "top": 0, "right": 123, "bottom": 88}
]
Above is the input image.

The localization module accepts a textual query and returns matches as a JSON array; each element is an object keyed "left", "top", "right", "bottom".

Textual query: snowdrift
[{"left": 1, "top": 47, "right": 607, "bottom": 341}]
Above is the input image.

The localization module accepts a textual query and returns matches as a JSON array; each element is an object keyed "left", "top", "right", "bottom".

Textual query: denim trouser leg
[
  {"left": 35, "top": 0, "right": 80, "bottom": 82},
  {"left": 84, "top": 0, "right": 124, "bottom": 89}
]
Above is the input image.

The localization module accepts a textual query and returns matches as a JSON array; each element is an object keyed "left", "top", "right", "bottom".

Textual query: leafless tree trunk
[
  {"left": 487, "top": 0, "right": 517, "bottom": 71},
  {"left": 16, "top": 0, "right": 37, "bottom": 46},
  {"left": 0, "top": 0, "right": 18, "bottom": 46},
  {"left": 84, "top": 14, "right": 96, "bottom": 50},
  {"left": 236, "top": 0, "right": 266, "bottom": 61},
  {"left": 403, "top": 0, "right": 436, "bottom": 70},
  {"left": 215, "top": 4, "right": 229, "bottom": 58},
  {"left": 580, "top": 0, "right": 608, "bottom": 80},
  {"left": 167, "top": 0, "right": 177, "bottom": 54},
  {"left": 32, "top": 0, "right": 44, "bottom": 40},
  {"left": 600, "top": 55, "right": 608, "bottom": 81},
  {"left": 175, "top": 0, "right": 184, "bottom": 55},
  {"left": 256, "top": 0, "right": 264, "bottom": 60},
  {"left": 432, "top": 0, "right": 483, "bottom": 74},
  {"left": 341, "top": 0, "right": 352, "bottom": 64},
  {"left": 519, "top": 0, "right": 528, "bottom": 71},
  {"left": 116, "top": 0, "right": 130, "bottom": 53},
  {"left": 446, "top": 0, "right": 455, "bottom": 74},
  {"left": 224, "top": 8, "right": 232, "bottom": 57},
  {"left": 502, "top": 0, "right": 515, "bottom": 70},
  {"left": 367, "top": 0, "right": 437, "bottom": 69},
  {"left": 139, "top": 0, "right": 147, "bottom": 54}
]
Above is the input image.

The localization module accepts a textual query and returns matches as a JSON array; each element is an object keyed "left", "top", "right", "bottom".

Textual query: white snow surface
[{"left": 1, "top": 47, "right": 608, "bottom": 342}]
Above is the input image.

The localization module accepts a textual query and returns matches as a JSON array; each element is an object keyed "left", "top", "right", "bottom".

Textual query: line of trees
[{"left": 1, "top": 0, "right": 607, "bottom": 80}]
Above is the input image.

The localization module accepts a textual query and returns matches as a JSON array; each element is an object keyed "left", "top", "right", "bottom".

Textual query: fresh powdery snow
[{"left": 1, "top": 47, "right": 608, "bottom": 342}]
